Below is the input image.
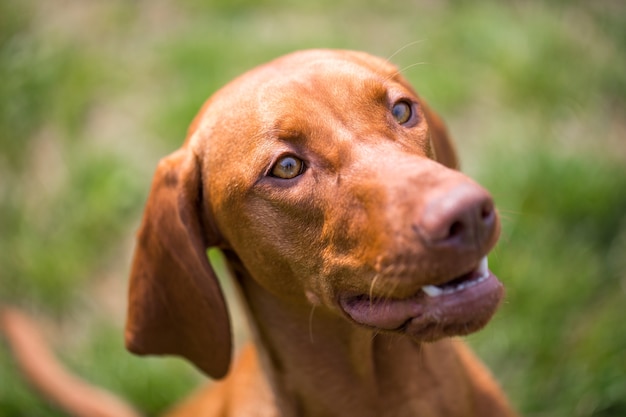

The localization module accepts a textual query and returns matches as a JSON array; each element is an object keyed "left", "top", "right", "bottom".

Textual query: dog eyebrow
[{"left": 262, "top": 116, "right": 310, "bottom": 144}]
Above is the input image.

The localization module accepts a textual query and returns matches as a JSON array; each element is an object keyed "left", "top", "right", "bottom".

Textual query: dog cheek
[
  {"left": 223, "top": 198, "right": 328, "bottom": 297},
  {"left": 316, "top": 186, "right": 390, "bottom": 288}
]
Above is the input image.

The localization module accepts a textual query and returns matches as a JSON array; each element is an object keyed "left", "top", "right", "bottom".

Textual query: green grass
[{"left": 1, "top": 1, "right": 625, "bottom": 416}]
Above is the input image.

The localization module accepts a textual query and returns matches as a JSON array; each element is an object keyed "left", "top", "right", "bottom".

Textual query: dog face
[
  {"left": 200, "top": 50, "right": 502, "bottom": 335},
  {"left": 126, "top": 50, "right": 503, "bottom": 377}
]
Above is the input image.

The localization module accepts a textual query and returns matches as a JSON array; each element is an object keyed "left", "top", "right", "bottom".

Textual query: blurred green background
[{"left": 1, "top": 0, "right": 625, "bottom": 416}]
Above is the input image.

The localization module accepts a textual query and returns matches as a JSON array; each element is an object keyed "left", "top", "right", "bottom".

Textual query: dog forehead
[
  {"left": 192, "top": 50, "right": 403, "bottom": 151},
  {"left": 225, "top": 51, "right": 399, "bottom": 115},
  {"left": 257, "top": 72, "right": 388, "bottom": 136},
  {"left": 254, "top": 51, "right": 396, "bottom": 103}
]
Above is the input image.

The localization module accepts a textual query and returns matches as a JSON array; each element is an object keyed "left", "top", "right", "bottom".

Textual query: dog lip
[
  {"left": 338, "top": 258, "right": 503, "bottom": 333},
  {"left": 339, "top": 293, "right": 425, "bottom": 330}
]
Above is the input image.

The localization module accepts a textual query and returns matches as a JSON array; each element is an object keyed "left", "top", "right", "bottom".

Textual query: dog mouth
[
  {"left": 421, "top": 257, "right": 490, "bottom": 297},
  {"left": 338, "top": 256, "right": 504, "bottom": 339}
]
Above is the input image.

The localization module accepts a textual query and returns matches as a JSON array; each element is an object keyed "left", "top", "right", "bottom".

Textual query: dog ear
[
  {"left": 125, "top": 148, "right": 232, "bottom": 379},
  {"left": 422, "top": 103, "right": 460, "bottom": 170}
]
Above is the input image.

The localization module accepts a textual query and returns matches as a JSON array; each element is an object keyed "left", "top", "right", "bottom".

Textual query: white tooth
[
  {"left": 422, "top": 285, "right": 443, "bottom": 297},
  {"left": 477, "top": 256, "right": 489, "bottom": 278}
]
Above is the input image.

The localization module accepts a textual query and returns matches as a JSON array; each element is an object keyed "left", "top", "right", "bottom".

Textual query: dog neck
[
  {"left": 237, "top": 273, "right": 378, "bottom": 416},
  {"left": 233, "top": 268, "right": 475, "bottom": 417}
]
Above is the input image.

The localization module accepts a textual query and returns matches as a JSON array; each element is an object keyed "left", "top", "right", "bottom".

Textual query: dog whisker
[
  {"left": 495, "top": 208, "right": 522, "bottom": 216},
  {"left": 384, "top": 62, "right": 428, "bottom": 82},
  {"left": 385, "top": 40, "right": 426, "bottom": 64},
  {"left": 308, "top": 304, "right": 317, "bottom": 344},
  {"left": 370, "top": 328, "right": 382, "bottom": 342},
  {"left": 369, "top": 273, "right": 382, "bottom": 306},
  {"left": 382, "top": 263, "right": 396, "bottom": 275}
]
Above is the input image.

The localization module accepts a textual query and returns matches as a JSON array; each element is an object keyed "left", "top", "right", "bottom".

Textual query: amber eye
[
  {"left": 391, "top": 101, "right": 412, "bottom": 125},
  {"left": 270, "top": 155, "right": 304, "bottom": 179}
]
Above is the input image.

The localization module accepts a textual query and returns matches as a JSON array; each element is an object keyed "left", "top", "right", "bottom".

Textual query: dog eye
[
  {"left": 270, "top": 155, "right": 304, "bottom": 179},
  {"left": 391, "top": 101, "right": 412, "bottom": 125}
]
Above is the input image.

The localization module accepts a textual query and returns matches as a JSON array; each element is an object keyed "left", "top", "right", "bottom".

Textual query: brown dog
[{"left": 2, "top": 49, "right": 517, "bottom": 417}]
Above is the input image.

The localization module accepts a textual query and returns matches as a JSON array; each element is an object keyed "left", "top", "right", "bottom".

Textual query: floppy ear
[
  {"left": 422, "top": 103, "right": 460, "bottom": 170},
  {"left": 125, "top": 148, "right": 232, "bottom": 379}
]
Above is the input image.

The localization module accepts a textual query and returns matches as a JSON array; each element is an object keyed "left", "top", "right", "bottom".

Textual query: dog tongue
[{"left": 340, "top": 296, "right": 424, "bottom": 330}]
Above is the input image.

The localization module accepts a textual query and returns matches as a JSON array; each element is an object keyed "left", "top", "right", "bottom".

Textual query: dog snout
[{"left": 417, "top": 183, "right": 498, "bottom": 253}]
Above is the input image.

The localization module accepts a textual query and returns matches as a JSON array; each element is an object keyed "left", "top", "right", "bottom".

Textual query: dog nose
[{"left": 417, "top": 183, "right": 497, "bottom": 252}]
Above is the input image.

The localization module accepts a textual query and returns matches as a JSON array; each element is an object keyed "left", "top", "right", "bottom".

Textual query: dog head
[{"left": 125, "top": 50, "right": 503, "bottom": 378}]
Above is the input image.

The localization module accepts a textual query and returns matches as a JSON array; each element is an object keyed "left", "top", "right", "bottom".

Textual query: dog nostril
[
  {"left": 448, "top": 220, "right": 465, "bottom": 240},
  {"left": 481, "top": 201, "right": 495, "bottom": 223}
]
